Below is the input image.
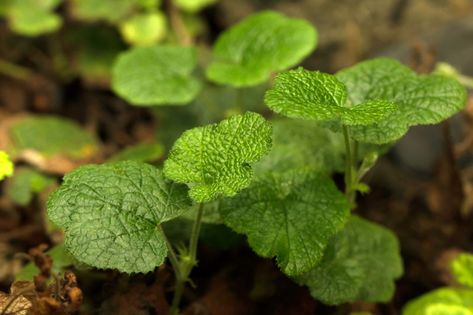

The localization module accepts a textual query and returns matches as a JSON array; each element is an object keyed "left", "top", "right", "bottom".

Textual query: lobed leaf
[
  {"left": 403, "top": 288, "right": 473, "bottom": 315},
  {"left": 163, "top": 112, "right": 272, "bottom": 203},
  {"left": 298, "top": 215, "right": 403, "bottom": 305},
  {"left": 47, "top": 161, "right": 192, "bottom": 273},
  {"left": 265, "top": 68, "right": 397, "bottom": 126},
  {"left": 206, "top": 11, "right": 317, "bottom": 87},
  {"left": 336, "top": 58, "right": 467, "bottom": 144},
  {"left": 112, "top": 45, "right": 201, "bottom": 106},
  {"left": 220, "top": 169, "right": 350, "bottom": 276}
]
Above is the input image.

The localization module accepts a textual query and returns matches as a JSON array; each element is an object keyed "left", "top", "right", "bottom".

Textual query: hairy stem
[{"left": 169, "top": 203, "right": 204, "bottom": 315}]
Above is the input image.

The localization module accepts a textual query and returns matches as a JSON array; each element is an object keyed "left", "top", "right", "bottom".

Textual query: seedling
[{"left": 37, "top": 8, "right": 467, "bottom": 314}]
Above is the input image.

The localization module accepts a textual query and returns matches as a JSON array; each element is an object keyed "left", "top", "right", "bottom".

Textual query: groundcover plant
[{"left": 2, "top": 2, "right": 469, "bottom": 314}]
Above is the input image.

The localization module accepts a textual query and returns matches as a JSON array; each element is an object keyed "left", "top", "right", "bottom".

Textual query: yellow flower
[{"left": 0, "top": 151, "right": 14, "bottom": 180}]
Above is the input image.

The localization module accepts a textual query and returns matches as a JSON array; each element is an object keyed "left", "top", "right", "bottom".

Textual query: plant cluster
[{"left": 0, "top": 2, "right": 470, "bottom": 314}]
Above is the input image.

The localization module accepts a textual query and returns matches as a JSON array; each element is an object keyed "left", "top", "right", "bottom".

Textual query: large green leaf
[
  {"left": 163, "top": 112, "right": 272, "bottom": 203},
  {"left": 47, "top": 161, "right": 192, "bottom": 273},
  {"left": 403, "top": 288, "right": 473, "bottom": 315},
  {"left": 336, "top": 58, "right": 467, "bottom": 144},
  {"left": 298, "top": 215, "right": 403, "bottom": 305},
  {"left": 206, "top": 11, "right": 317, "bottom": 87},
  {"left": 265, "top": 68, "right": 397, "bottom": 126},
  {"left": 112, "top": 45, "right": 201, "bottom": 106},
  {"left": 6, "top": 0, "right": 62, "bottom": 36},
  {"left": 451, "top": 253, "right": 473, "bottom": 289},
  {"left": 220, "top": 169, "right": 350, "bottom": 276},
  {"left": 8, "top": 116, "right": 98, "bottom": 159},
  {"left": 255, "top": 119, "right": 345, "bottom": 174}
]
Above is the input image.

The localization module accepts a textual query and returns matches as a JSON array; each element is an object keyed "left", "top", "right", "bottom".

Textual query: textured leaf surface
[
  {"left": 265, "top": 68, "right": 396, "bottom": 125},
  {"left": 403, "top": 288, "right": 473, "bottom": 315},
  {"left": 173, "top": 0, "right": 217, "bottom": 12},
  {"left": 112, "top": 45, "right": 201, "bottom": 106},
  {"left": 206, "top": 11, "right": 317, "bottom": 87},
  {"left": 336, "top": 58, "right": 466, "bottom": 144},
  {"left": 451, "top": 253, "right": 473, "bottom": 288},
  {"left": 9, "top": 116, "right": 98, "bottom": 159},
  {"left": 7, "top": 0, "right": 62, "bottom": 36},
  {"left": 47, "top": 161, "right": 192, "bottom": 273},
  {"left": 119, "top": 12, "right": 167, "bottom": 46},
  {"left": 7, "top": 167, "right": 55, "bottom": 206},
  {"left": 220, "top": 169, "right": 350, "bottom": 276},
  {"left": 298, "top": 216, "right": 403, "bottom": 305},
  {"left": 163, "top": 112, "right": 272, "bottom": 203},
  {"left": 255, "top": 119, "right": 345, "bottom": 174}
]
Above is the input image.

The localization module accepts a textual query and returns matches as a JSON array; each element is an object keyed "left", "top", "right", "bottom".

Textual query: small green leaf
[
  {"left": 7, "top": 167, "right": 55, "bottom": 206},
  {"left": 15, "top": 244, "right": 73, "bottom": 281},
  {"left": 47, "top": 161, "right": 192, "bottom": 273},
  {"left": 298, "top": 215, "right": 403, "bottom": 305},
  {"left": 220, "top": 169, "right": 350, "bottom": 276},
  {"left": 112, "top": 45, "right": 202, "bottom": 106},
  {"left": 0, "top": 151, "right": 14, "bottom": 181},
  {"left": 403, "top": 288, "right": 473, "bottom": 315},
  {"left": 255, "top": 119, "right": 345, "bottom": 174},
  {"left": 451, "top": 253, "right": 473, "bottom": 289},
  {"left": 9, "top": 116, "right": 98, "bottom": 159},
  {"left": 265, "top": 68, "right": 397, "bottom": 127},
  {"left": 173, "top": 0, "right": 217, "bottom": 12},
  {"left": 336, "top": 58, "right": 466, "bottom": 144},
  {"left": 7, "top": 0, "right": 62, "bottom": 36},
  {"left": 119, "top": 12, "right": 167, "bottom": 46},
  {"left": 109, "top": 143, "right": 164, "bottom": 163},
  {"left": 207, "top": 11, "right": 317, "bottom": 87},
  {"left": 163, "top": 112, "right": 272, "bottom": 203},
  {"left": 69, "top": 0, "right": 134, "bottom": 23}
]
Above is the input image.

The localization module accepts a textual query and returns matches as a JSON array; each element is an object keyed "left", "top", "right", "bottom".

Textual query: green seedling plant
[{"left": 19, "top": 7, "right": 465, "bottom": 315}]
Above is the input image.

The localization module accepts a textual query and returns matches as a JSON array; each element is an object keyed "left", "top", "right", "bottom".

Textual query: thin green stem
[
  {"left": 342, "top": 125, "right": 353, "bottom": 195},
  {"left": 0, "top": 58, "right": 32, "bottom": 81},
  {"left": 160, "top": 226, "right": 181, "bottom": 280},
  {"left": 169, "top": 203, "right": 204, "bottom": 315}
]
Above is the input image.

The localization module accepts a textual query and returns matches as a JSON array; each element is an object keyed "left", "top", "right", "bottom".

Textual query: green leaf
[
  {"left": 220, "top": 169, "right": 350, "bottom": 276},
  {"left": 265, "top": 68, "right": 397, "bottom": 126},
  {"left": 109, "top": 143, "right": 164, "bottom": 163},
  {"left": 173, "top": 0, "right": 217, "bottom": 12},
  {"left": 403, "top": 288, "right": 473, "bottom": 315},
  {"left": 298, "top": 215, "right": 403, "bottom": 305},
  {"left": 112, "top": 45, "right": 202, "bottom": 106},
  {"left": 119, "top": 12, "right": 167, "bottom": 46},
  {"left": 255, "top": 119, "right": 345, "bottom": 174},
  {"left": 163, "top": 112, "right": 272, "bottom": 203},
  {"left": 336, "top": 58, "right": 467, "bottom": 144},
  {"left": 9, "top": 116, "right": 98, "bottom": 159},
  {"left": 7, "top": 0, "right": 62, "bottom": 36},
  {"left": 47, "top": 161, "right": 192, "bottom": 273},
  {"left": 451, "top": 253, "right": 473, "bottom": 289},
  {"left": 206, "top": 11, "right": 317, "bottom": 87},
  {"left": 0, "top": 151, "right": 14, "bottom": 181},
  {"left": 69, "top": 0, "right": 134, "bottom": 23},
  {"left": 7, "top": 167, "right": 55, "bottom": 206},
  {"left": 15, "top": 244, "right": 73, "bottom": 281}
]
